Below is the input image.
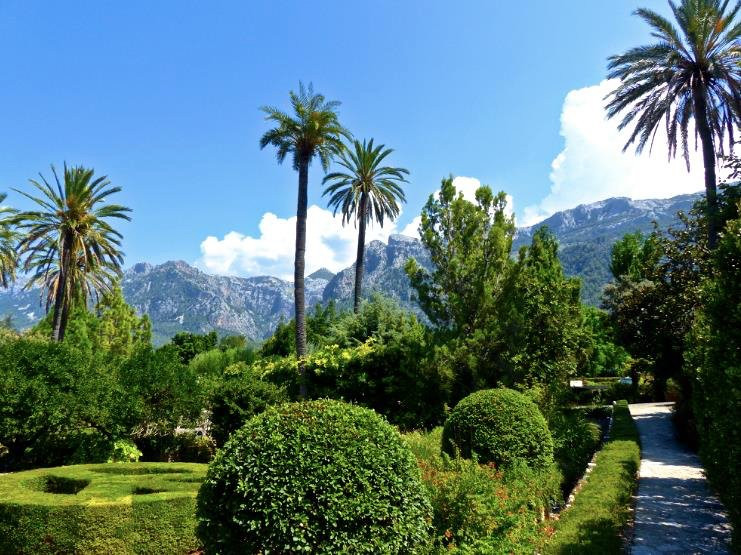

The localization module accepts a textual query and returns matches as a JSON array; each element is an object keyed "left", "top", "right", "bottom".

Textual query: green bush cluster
[
  {"left": 196, "top": 399, "right": 431, "bottom": 554},
  {"left": 0, "top": 462, "right": 205, "bottom": 554},
  {"left": 406, "top": 427, "right": 561, "bottom": 553},
  {"left": 686, "top": 212, "right": 741, "bottom": 546},
  {"left": 545, "top": 401, "right": 640, "bottom": 554},
  {"left": 442, "top": 388, "right": 554, "bottom": 469}
]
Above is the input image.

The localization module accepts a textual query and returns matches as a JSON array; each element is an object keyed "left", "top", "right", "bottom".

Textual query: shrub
[
  {"left": 442, "top": 388, "right": 554, "bottom": 469},
  {"left": 0, "top": 462, "right": 205, "bottom": 553},
  {"left": 545, "top": 401, "right": 640, "bottom": 554},
  {"left": 206, "top": 363, "right": 288, "bottom": 446},
  {"left": 168, "top": 432, "right": 215, "bottom": 463},
  {"left": 550, "top": 412, "right": 602, "bottom": 494},
  {"left": 196, "top": 400, "right": 431, "bottom": 553},
  {"left": 109, "top": 439, "right": 142, "bottom": 463},
  {"left": 406, "top": 428, "right": 561, "bottom": 553}
]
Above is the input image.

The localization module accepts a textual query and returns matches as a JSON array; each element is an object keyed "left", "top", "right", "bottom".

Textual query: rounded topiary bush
[
  {"left": 442, "top": 388, "right": 554, "bottom": 469},
  {"left": 196, "top": 399, "right": 431, "bottom": 554}
]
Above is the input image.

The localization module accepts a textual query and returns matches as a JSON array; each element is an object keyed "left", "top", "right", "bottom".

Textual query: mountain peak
[{"left": 308, "top": 268, "right": 335, "bottom": 281}]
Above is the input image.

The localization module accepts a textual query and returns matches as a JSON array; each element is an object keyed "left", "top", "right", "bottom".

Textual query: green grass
[
  {"left": 0, "top": 462, "right": 206, "bottom": 554},
  {"left": 545, "top": 401, "right": 640, "bottom": 554}
]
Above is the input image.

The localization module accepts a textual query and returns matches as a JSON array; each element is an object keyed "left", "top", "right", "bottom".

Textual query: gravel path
[{"left": 629, "top": 402, "right": 732, "bottom": 554}]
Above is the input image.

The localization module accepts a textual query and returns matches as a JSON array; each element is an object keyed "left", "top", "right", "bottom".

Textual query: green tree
[
  {"left": 606, "top": 0, "right": 741, "bottom": 248},
  {"left": 0, "top": 193, "right": 17, "bottom": 288},
  {"left": 14, "top": 164, "right": 131, "bottom": 341},
  {"left": 405, "top": 176, "right": 514, "bottom": 335},
  {"left": 323, "top": 138, "right": 408, "bottom": 312},
  {"left": 259, "top": 83, "right": 350, "bottom": 396},
  {"left": 170, "top": 331, "right": 218, "bottom": 364}
]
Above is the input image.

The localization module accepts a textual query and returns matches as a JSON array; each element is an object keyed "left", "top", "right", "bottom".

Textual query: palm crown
[
  {"left": 323, "top": 138, "right": 409, "bottom": 227},
  {"left": 606, "top": 0, "right": 740, "bottom": 162},
  {"left": 14, "top": 164, "right": 131, "bottom": 339},
  {"left": 259, "top": 82, "right": 351, "bottom": 170}
]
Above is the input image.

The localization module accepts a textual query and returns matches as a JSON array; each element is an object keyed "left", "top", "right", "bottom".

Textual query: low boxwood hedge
[
  {"left": 0, "top": 462, "right": 206, "bottom": 554},
  {"left": 545, "top": 401, "right": 640, "bottom": 554}
]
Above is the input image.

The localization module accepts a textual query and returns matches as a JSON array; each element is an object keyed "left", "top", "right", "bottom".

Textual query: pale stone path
[{"left": 629, "top": 402, "right": 732, "bottom": 554}]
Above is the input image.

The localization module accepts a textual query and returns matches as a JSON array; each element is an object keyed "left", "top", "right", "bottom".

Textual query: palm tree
[
  {"left": 0, "top": 193, "right": 17, "bottom": 288},
  {"left": 323, "top": 139, "right": 408, "bottom": 312},
  {"left": 259, "top": 82, "right": 350, "bottom": 395},
  {"left": 606, "top": 0, "right": 741, "bottom": 248},
  {"left": 14, "top": 164, "right": 131, "bottom": 341}
]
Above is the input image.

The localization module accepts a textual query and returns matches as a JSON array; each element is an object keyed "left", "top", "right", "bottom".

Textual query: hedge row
[
  {"left": 545, "top": 401, "right": 640, "bottom": 554},
  {"left": 0, "top": 463, "right": 206, "bottom": 554}
]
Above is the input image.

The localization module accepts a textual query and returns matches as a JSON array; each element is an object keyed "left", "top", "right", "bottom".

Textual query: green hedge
[
  {"left": 0, "top": 462, "right": 206, "bottom": 554},
  {"left": 545, "top": 401, "right": 640, "bottom": 554}
]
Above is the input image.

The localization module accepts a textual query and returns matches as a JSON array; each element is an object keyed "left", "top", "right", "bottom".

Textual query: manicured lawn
[
  {"left": 0, "top": 462, "right": 206, "bottom": 554},
  {"left": 545, "top": 401, "right": 640, "bottom": 554}
]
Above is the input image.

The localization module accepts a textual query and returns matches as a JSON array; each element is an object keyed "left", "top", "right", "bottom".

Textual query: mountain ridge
[{"left": 0, "top": 191, "right": 703, "bottom": 342}]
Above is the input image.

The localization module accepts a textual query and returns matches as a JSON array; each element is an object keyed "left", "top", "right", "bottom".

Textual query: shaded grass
[
  {"left": 0, "top": 462, "right": 206, "bottom": 554},
  {"left": 545, "top": 400, "right": 640, "bottom": 554}
]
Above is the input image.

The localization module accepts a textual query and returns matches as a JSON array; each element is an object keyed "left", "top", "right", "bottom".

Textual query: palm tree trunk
[
  {"left": 353, "top": 194, "right": 367, "bottom": 313},
  {"left": 51, "top": 234, "right": 72, "bottom": 341},
  {"left": 691, "top": 80, "right": 719, "bottom": 249},
  {"left": 295, "top": 157, "right": 309, "bottom": 398}
]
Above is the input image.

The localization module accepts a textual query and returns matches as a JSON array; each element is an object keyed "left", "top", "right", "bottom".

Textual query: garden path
[{"left": 628, "top": 402, "right": 731, "bottom": 554}]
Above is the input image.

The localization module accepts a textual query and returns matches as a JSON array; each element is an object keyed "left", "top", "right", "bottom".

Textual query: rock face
[
  {"left": 120, "top": 261, "right": 330, "bottom": 344},
  {"left": 512, "top": 193, "right": 701, "bottom": 304},
  {"left": 0, "top": 192, "right": 702, "bottom": 341},
  {"left": 322, "top": 234, "right": 431, "bottom": 311}
]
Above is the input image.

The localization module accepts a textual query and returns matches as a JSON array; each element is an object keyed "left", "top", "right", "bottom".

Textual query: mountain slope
[{"left": 0, "top": 192, "right": 702, "bottom": 341}]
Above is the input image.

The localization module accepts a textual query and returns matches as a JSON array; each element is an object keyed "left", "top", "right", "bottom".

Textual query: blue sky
[{"left": 0, "top": 1, "right": 705, "bottom": 278}]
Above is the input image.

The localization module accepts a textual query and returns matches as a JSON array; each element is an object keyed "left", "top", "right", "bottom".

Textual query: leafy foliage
[
  {"left": 442, "top": 388, "right": 555, "bottom": 470},
  {"left": 13, "top": 164, "right": 131, "bottom": 341},
  {"left": 196, "top": 400, "right": 431, "bottom": 554},
  {"left": 170, "top": 331, "right": 218, "bottom": 364},
  {"left": 685, "top": 205, "right": 741, "bottom": 546}
]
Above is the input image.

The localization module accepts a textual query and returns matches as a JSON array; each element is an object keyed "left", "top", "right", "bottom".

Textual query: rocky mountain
[
  {"left": 512, "top": 193, "right": 701, "bottom": 304},
  {"left": 0, "top": 192, "right": 702, "bottom": 341}
]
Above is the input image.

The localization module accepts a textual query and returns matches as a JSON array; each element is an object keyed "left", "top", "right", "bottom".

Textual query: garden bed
[
  {"left": 0, "top": 462, "right": 206, "bottom": 554},
  {"left": 544, "top": 401, "right": 640, "bottom": 554}
]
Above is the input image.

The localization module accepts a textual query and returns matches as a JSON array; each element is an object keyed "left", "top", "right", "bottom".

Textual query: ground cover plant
[
  {"left": 545, "top": 401, "right": 640, "bottom": 554},
  {"left": 405, "top": 426, "right": 561, "bottom": 552},
  {"left": 196, "top": 399, "right": 431, "bottom": 554},
  {"left": 0, "top": 462, "right": 206, "bottom": 554}
]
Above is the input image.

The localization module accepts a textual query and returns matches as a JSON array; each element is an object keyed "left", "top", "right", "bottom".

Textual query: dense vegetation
[{"left": 0, "top": 1, "right": 737, "bottom": 549}]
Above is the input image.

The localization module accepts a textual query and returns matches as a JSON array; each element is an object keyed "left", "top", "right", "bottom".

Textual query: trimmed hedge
[
  {"left": 196, "top": 399, "right": 432, "bottom": 553},
  {"left": 545, "top": 401, "right": 640, "bottom": 554},
  {"left": 442, "top": 388, "right": 554, "bottom": 469},
  {"left": 0, "top": 462, "right": 206, "bottom": 553}
]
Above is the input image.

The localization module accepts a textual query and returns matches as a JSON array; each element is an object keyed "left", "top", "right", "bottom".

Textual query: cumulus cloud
[
  {"left": 521, "top": 79, "right": 705, "bottom": 226},
  {"left": 198, "top": 176, "right": 505, "bottom": 277},
  {"left": 198, "top": 205, "right": 405, "bottom": 279}
]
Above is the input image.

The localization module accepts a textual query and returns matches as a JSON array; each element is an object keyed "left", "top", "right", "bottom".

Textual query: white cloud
[
  {"left": 522, "top": 79, "right": 705, "bottom": 227},
  {"left": 198, "top": 205, "right": 403, "bottom": 279},
  {"left": 199, "top": 175, "right": 505, "bottom": 277}
]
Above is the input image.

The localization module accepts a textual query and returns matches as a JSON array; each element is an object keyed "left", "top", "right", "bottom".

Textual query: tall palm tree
[
  {"left": 0, "top": 193, "right": 17, "bottom": 288},
  {"left": 606, "top": 0, "right": 741, "bottom": 248},
  {"left": 323, "top": 139, "right": 408, "bottom": 312},
  {"left": 259, "top": 82, "right": 350, "bottom": 396},
  {"left": 14, "top": 164, "right": 131, "bottom": 341}
]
